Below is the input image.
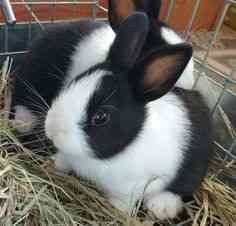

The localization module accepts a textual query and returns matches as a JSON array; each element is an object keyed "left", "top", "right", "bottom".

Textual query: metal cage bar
[
  {"left": 184, "top": 0, "right": 201, "bottom": 40},
  {"left": 192, "top": 1, "right": 233, "bottom": 89},
  {"left": 0, "top": 0, "right": 16, "bottom": 24},
  {"left": 165, "top": 0, "right": 175, "bottom": 23}
]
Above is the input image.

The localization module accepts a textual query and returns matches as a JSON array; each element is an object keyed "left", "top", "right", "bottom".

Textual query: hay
[{"left": 0, "top": 58, "right": 236, "bottom": 226}]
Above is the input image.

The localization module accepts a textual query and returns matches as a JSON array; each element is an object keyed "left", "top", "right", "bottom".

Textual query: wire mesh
[{"left": 0, "top": 0, "right": 236, "bottom": 162}]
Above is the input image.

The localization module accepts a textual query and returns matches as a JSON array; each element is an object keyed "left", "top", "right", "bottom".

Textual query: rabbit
[
  {"left": 44, "top": 13, "right": 213, "bottom": 220},
  {"left": 12, "top": 0, "right": 193, "bottom": 137}
]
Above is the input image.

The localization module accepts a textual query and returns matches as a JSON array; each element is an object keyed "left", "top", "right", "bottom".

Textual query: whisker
[
  {"left": 14, "top": 105, "right": 46, "bottom": 117},
  {"left": 101, "top": 88, "right": 118, "bottom": 105},
  {"left": 25, "top": 108, "right": 47, "bottom": 118},
  {"left": 25, "top": 95, "right": 49, "bottom": 113},
  {"left": 30, "top": 112, "right": 46, "bottom": 119},
  {"left": 102, "top": 105, "right": 119, "bottom": 112},
  {"left": 12, "top": 97, "right": 48, "bottom": 115},
  {"left": 50, "top": 64, "right": 66, "bottom": 77},
  {"left": 16, "top": 138, "right": 50, "bottom": 147},
  {"left": 10, "top": 121, "right": 45, "bottom": 132},
  {"left": 17, "top": 130, "right": 46, "bottom": 138},
  {"left": 21, "top": 99, "right": 48, "bottom": 115},
  {"left": 15, "top": 74, "right": 50, "bottom": 110},
  {"left": 47, "top": 72, "right": 63, "bottom": 81},
  {"left": 35, "top": 134, "right": 53, "bottom": 150}
]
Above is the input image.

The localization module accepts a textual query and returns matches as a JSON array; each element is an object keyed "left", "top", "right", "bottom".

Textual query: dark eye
[{"left": 91, "top": 109, "right": 110, "bottom": 126}]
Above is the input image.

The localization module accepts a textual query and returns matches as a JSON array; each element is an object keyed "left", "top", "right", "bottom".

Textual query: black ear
[
  {"left": 131, "top": 44, "right": 193, "bottom": 101},
  {"left": 108, "top": 12, "right": 149, "bottom": 70},
  {"left": 108, "top": 0, "right": 162, "bottom": 32}
]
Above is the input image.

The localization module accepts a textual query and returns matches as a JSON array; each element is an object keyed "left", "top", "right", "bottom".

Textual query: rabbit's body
[{"left": 44, "top": 13, "right": 212, "bottom": 219}]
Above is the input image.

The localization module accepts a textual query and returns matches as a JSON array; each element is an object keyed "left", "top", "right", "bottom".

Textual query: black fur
[
  {"left": 108, "top": 0, "right": 183, "bottom": 65},
  {"left": 84, "top": 73, "right": 146, "bottom": 159},
  {"left": 135, "top": 0, "right": 162, "bottom": 19},
  {"left": 142, "top": 21, "right": 170, "bottom": 55},
  {"left": 67, "top": 61, "right": 146, "bottom": 159},
  {"left": 108, "top": 12, "right": 149, "bottom": 70},
  {"left": 167, "top": 87, "right": 213, "bottom": 196},
  {"left": 81, "top": 13, "right": 149, "bottom": 159}
]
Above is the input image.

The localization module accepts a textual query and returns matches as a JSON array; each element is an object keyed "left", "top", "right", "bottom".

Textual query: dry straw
[{"left": 0, "top": 58, "right": 236, "bottom": 226}]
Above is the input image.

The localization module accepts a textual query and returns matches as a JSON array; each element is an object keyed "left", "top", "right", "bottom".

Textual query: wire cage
[{"left": 0, "top": 0, "right": 236, "bottom": 223}]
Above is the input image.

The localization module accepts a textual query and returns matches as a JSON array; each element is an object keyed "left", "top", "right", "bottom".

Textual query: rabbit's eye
[{"left": 91, "top": 109, "right": 110, "bottom": 126}]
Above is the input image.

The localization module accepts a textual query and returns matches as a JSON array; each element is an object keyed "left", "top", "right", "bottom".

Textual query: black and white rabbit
[
  {"left": 43, "top": 13, "right": 212, "bottom": 220},
  {"left": 12, "top": 0, "right": 194, "bottom": 135},
  {"left": 11, "top": 0, "right": 212, "bottom": 220}
]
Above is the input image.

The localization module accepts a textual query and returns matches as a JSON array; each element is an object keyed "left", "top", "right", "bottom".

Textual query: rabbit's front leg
[
  {"left": 145, "top": 191, "right": 183, "bottom": 220},
  {"left": 53, "top": 152, "right": 72, "bottom": 173},
  {"left": 108, "top": 192, "right": 139, "bottom": 214}
]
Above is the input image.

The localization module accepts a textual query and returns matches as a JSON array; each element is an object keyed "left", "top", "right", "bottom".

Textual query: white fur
[
  {"left": 45, "top": 73, "right": 191, "bottom": 219},
  {"left": 65, "top": 25, "right": 115, "bottom": 85},
  {"left": 161, "top": 27, "right": 183, "bottom": 45},
  {"left": 13, "top": 105, "right": 37, "bottom": 133},
  {"left": 145, "top": 191, "right": 183, "bottom": 220},
  {"left": 161, "top": 27, "right": 195, "bottom": 90},
  {"left": 54, "top": 152, "right": 72, "bottom": 173}
]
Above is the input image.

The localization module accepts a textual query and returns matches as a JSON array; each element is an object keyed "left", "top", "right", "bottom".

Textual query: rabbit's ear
[
  {"left": 108, "top": 12, "right": 149, "bottom": 70},
  {"left": 132, "top": 44, "right": 193, "bottom": 101},
  {"left": 108, "top": 0, "right": 162, "bottom": 32}
]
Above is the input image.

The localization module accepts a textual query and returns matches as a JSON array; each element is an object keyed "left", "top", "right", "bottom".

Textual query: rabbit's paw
[
  {"left": 53, "top": 153, "right": 72, "bottom": 173},
  {"left": 109, "top": 195, "right": 136, "bottom": 214},
  {"left": 145, "top": 191, "right": 183, "bottom": 220}
]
